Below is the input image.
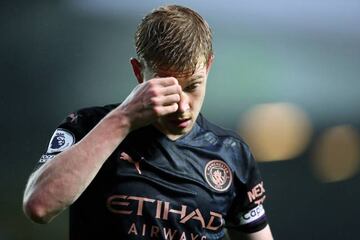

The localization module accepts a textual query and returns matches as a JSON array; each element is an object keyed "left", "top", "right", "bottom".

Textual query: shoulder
[
  {"left": 196, "top": 113, "right": 249, "bottom": 149},
  {"left": 64, "top": 103, "right": 119, "bottom": 124},
  {"left": 72, "top": 103, "right": 119, "bottom": 119},
  {"left": 57, "top": 103, "right": 119, "bottom": 136},
  {"left": 197, "top": 114, "right": 256, "bottom": 179}
]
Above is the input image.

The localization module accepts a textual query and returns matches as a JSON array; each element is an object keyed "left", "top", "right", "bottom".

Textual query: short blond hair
[{"left": 135, "top": 5, "right": 213, "bottom": 75}]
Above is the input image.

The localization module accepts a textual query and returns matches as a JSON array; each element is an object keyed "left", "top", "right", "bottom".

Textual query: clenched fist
[{"left": 112, "top": 77, "right": 182, "bottom": 131}]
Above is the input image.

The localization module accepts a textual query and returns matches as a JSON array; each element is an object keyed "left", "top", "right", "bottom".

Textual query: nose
[{"left": 177, "top": 91, "right": 190, "bottom": 113}]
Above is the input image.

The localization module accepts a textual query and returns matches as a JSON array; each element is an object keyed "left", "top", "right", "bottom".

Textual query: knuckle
[
  {"left": 170, "top": 77, "right": 178, "bottom": 84},
  {"left": 177, "top": 85, "right": 182, "bottom": 92},
  {"left": 148, "top": 87, "right": 158, "bottom": 96},
  {"left": 153, "top": 106, "right": 162, "bottom": 116},
  {"left": 172, "top": 103, "right": 179, "bottom": 112},
  {"left": 147, "top": 80, "right": 156, "bottom": 88},
  {"left": 149, "top": 97, "right": 158, "bottom": 105}
]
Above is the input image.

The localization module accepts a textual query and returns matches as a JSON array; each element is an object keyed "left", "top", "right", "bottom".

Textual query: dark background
[{"left": 1, "top": 1, "right": 359, "bottom": 239}]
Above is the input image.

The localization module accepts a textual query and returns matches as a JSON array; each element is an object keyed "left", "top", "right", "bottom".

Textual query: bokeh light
[
  {"left": 312, "top": 125, "right": 360, "bottom": 183},
  {"left": 238, "top": 102, "right": 312, "bottom": 162}
]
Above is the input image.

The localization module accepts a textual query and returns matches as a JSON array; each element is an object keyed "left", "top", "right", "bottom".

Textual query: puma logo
[{"left": 120, "top": 152, "right": 142, "bottom": 174}]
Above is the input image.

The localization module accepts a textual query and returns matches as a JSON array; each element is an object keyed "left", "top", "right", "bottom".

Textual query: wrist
[{"left": 104, "top": 110, "right": 132, "bottom": 135}]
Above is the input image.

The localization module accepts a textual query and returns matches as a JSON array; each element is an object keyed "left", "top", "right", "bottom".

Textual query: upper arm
[
  {"left": 227, "top": 225, "right": 273, "bottom": 240},
  {"left": 23, "top": 110, "right": 95, "bottom": 223},
  {"left": 225, "top": 141, "right": 270, "bottom": 235},
  {"left": 239, "top": 225, "right": 273, "bottom": 240},
  {"left": 31, "top": 110, "right": 89, "bottom": 171}
]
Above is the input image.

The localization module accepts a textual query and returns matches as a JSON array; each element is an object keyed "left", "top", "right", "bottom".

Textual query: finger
[
  {"left": 152, "top": 77, "right": 179, "bottom": 87},
  {"left": 154, "top": 103, "right": 178, "bottom": 116},
  {"left": 146, "top": 93, "right": 180, "bottom": 108},
  {"left": 160, "top": 84, "right": 182, "bottom": 96},
  {"left": 159, "top": 94, "right": 181, "bottom": 106}
]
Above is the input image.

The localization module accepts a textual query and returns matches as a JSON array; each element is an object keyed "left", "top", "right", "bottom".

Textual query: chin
[
  {"left": 156, "top": 118, "right": 195, "bottom": 137},
  {"left": 165, "top": 124, "right": 192, "bottom": 136}
]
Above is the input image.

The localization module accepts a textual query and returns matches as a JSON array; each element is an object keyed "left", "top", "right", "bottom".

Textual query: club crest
[{"left": 204, "top": 160, "right": 232, "bottom": 192}]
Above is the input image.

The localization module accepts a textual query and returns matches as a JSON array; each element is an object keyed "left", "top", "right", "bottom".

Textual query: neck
[{"left": 152, "top": 123, "right": 190, "bottom": 141}]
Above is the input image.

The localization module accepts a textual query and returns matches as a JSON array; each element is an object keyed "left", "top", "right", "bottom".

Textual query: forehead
[{"left": 155, "top": 61, "right": 207, "bottom": 81}]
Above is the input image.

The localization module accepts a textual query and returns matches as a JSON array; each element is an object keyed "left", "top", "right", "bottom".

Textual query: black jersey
[{"left": 35, "top": 104, "right": 268, "bottom": 240}]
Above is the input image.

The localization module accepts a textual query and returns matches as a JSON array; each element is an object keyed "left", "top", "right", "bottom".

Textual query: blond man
[{"left": 23, "top": 5, "right": 273, "bottom": 240}]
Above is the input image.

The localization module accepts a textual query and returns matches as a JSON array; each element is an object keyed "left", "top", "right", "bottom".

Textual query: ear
[
  {"left": 206, "top": 54, "right": 214, "bottom": 73},
  {"left": 130, "top": 58, "right": 144, "bottom": 84}
]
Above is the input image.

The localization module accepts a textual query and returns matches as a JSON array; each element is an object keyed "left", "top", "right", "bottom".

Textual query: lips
[{"left": 170, "top": 118, "right": 192, "bottom": 128}]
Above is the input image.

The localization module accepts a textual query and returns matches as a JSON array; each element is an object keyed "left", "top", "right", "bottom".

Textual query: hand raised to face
[{"left": 113, "top": 77, "right": 182, "bottom": 131}]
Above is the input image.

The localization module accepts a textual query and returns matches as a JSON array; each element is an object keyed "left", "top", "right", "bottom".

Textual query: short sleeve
[
  {"left": 225, "top": 142, "right": 268, "bottom": 233},
  {"left": 33, "top": 111, "right": 89, "bottom": 172}
]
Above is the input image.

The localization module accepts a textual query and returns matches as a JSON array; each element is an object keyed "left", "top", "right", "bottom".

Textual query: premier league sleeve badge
[{"left": 46, "top": 128, "right": 75, "bottom": 154}]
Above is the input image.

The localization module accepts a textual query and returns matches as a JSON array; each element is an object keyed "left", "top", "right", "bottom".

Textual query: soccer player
[{"left": 23, "top": 5, "right": 273, "bottom": 240}]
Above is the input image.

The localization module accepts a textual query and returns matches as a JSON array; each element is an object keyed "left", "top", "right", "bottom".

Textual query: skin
[
  {"left": 23, "top": 54, "right": 273, "bottom": 239},
  {"left": 130, "top": 56, "right": 213, "bottom": 140},
  {"left": 229, "top": 226, "right": 274, "bottom": 240},
  {"left": 22, "top": 56, "right": 213, "bottom": 224}
]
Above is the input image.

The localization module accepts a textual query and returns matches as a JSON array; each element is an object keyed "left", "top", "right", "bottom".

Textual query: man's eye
[{"left": 184, "top": 83, "right": 201, "bottom": 92}]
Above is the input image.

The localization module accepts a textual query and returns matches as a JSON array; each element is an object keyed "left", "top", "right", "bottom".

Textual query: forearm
[
  {"left": 23, "top": 113, "right": 130, "bottom": 223},
  {"left": 23, "top": 77, "right": 182, "bottom": 223}
]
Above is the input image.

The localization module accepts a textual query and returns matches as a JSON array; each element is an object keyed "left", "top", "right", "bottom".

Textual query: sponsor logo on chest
[{"left": 107, "top": 194, "right": 224, "bottom": 239}]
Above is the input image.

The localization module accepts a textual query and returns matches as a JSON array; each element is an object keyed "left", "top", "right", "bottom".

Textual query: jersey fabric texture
[{"left": 35, "top": 104, "right": 268, "bottom": 240}]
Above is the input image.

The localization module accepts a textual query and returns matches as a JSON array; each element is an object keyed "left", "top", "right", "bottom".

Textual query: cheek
[{"left": 189, "top": 91, "right": 205, "bottom": 111}]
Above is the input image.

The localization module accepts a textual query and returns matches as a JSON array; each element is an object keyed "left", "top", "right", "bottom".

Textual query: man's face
[{"left": 143, "top": 60, "right": 211, "bottom": 140}]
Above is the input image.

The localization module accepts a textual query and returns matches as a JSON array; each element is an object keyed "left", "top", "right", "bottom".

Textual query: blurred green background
[{"left": 1, "top": 0, "right": 359, "bottom": 239}]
